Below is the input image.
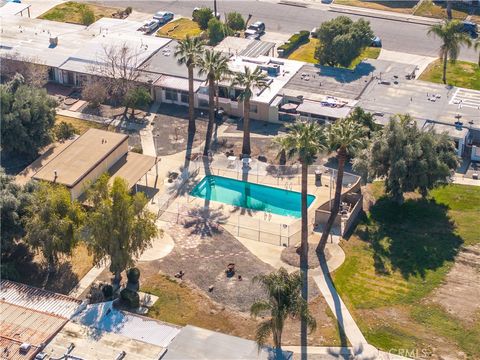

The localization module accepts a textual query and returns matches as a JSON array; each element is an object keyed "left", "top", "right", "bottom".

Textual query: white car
[{"left": 153, "top": 11, "right": 174, "bottom": 24}]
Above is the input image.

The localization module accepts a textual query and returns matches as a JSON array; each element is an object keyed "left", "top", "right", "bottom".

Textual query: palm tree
[
  {"left": 428, "top": 20, "right": 472, "bottom": 84},
  {"left": 274, "top": 121, "right": 327, "bottom": 263},
  {"left": 251, "top": 268, "right": 316, "bottom": 357},
  {"left": 317, "top": 118, "right": 366, "bottom": 253},
  {"left": 198, "top": 50, "right": 230, "bottom": 156},
  {"left": 232, "top": 66, "right": 269, "bottom": 157},
  {"left": 175, "top": 36, "right": 205, "bottom": 136},
  {"left": 474, "top": 38, "right": 480, "bottom": 67}
]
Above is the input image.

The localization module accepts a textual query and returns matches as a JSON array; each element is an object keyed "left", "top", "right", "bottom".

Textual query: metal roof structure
[
  {"left": 215, "top": 36, "right": 275, "bottom": 58},
  {"left": 154, "top": 75, "right": 203, "bottom": 92},
  {"left": 0, "top": 280, "right": 82, "bottom": 319}
]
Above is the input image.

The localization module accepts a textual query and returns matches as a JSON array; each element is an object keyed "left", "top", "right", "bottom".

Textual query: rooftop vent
[{"left": 49, "top": 37, "right": 58, "bottom": 47}]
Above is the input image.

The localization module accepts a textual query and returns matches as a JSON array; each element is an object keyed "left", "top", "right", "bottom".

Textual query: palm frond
[{"left": 254, "top": 319, "right": 273, "bottom": 348}]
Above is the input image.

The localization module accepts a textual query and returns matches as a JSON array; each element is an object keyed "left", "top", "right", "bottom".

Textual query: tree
[
  {"left": 1, "top": 75, "right": 57, "bottom": 159},
  {"left": 317, "top": 118, "right": 366, "bottom": 253},
  {"left": 193, "top": 7, "right": 213, "bottom": 30},
  {"left": 251, "top": 268, "right": 316, "bottom": 356},
  {"left": 0, "top": 53, "right": 49, "bottom": 87},
  {"left": 474, "top": 37, "right": 480, "bottom": 66},
  {"left": 24, "top": 182, "right": 85, "bottom": 272},
  {"left": 55, "top": 121, "right": 77, "bottom": 141},
  {"left": 353, "top": 114, "right": 459, "bottom": 204},
  {"left": 81, "top": 7, "right": 95, "bottom": 25},
  {"left": 175, "top": 36, "right": 205, "bottom": 136},
  {"left": 84, "top": 175, "right": 158, "bottom": 286},
  {"left": 123, "top": 87, "right": 152, "bottom": 118},
  {"left": 428, "top": 20, "right": 472, "bottom": 84},
  {"left": 314, "top": 16, "right": 374, "bottom": 67},
  {"left": 208, "top": 18, "right": 229, "bottom": 45},
  {"left": 274, "top": 121, "right": 327, "bottom": 263},
  {"left": 198, "top": 50, "right": 230, "bottom": 156},
  {"left": 0, "top": 168, "right": 36, "bottom": 259},
  {"left": 232, "top": 66, "right": 269, "bottom": 157},
  {"left": 347, "top": 107, "right": 377, "bottom": 137},
  {"left": 82, "top": 79, "right": 108, "bottom": 108},
  {"left": 226, "top": 12, "right": 245, "bottom": 31}
]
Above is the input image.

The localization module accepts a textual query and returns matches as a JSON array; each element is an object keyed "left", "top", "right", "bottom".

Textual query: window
[
  {"left": 199, "top": 99, "right": 209, "bottom": 108},
  {"left": 165, "top": 88, "right": 177, "bottom": 101},
  {"left": 250, "top": 104, "right": 258, "bottom": 114},
  {"left": 180, "top": 91, "right": 189, "bottom": 104}
]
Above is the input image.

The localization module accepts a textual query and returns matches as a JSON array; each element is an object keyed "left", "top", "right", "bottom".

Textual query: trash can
[{"left": 315, "top": 170, "right": 322, "bottom": 186}]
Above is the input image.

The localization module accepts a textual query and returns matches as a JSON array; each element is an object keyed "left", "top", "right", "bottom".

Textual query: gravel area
[{"left": 281, "top": 246, "right": 332, "bottom": 269}]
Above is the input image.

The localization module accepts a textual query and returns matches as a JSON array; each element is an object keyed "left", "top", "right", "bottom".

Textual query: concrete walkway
[
  {"left": 69, "top": 259, "right": 109, "bottom": 299},
  {"left": 139, "top": 103, "right": 160, "bottom": 157},
  {"left": 378, "top": 49, "right": 436, "bottom": 78}
]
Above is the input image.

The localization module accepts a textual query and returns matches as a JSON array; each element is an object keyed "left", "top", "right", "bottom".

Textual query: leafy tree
[
  {"left": 0, "top": 168, "right": 36, "bottom": 258},
  {"left": 226, "top": 12, "right": 245, "bottom": 31},
  {"left": 251, "top": 268, "right": 316, "bottom": 355},
  {"left": 123, "top": 87, "right": 152, "bottom": 118},
  {"left": 232, "top": 67, "right": 269, "bottom": 157},
  {"left": 353, "top": 114, "right": 459, "bottom": 204},
  {"left": 55, "top": 121, "right": 77, "bottom": 141},
  {"left": 84, "top": 175, "right": 158, "bottom": 286},
  {"left": 198, "top": 50, "right": 230, "bottom": 156},
  {"left": 428, "top": 20, "right": 472, "bottom": 84},
  {"left": 317, "top": 118, "right": 367, "bottom": 252},
  {"left": 274, "top": 122, "right": 327, "bottom": 263},
  {"left": 347, "top": 107, "right": 378, "bottom": 137},
  {"left": 81, "top": 8, "right": 95, "bottom": 25},
  {"left": 208, "top": 18, "right": 229, "bottom": 45},
  {"left": 314, "top": 16, "right": 373, "bottom": 67},
  {"left": 175, "top": 36, "right": 205, "bottom": 136},
  {"left": 0, "top": 75, "right": 57, "bottom": 159},
  {"left": 193, "top": 7, "right": 213, "bottom": 30},
  {"left": 82, "top": 80, "right": 108, "bottom": 108},
  {"left": 24, "top": 182, "right": 85, "bottom": 272}
]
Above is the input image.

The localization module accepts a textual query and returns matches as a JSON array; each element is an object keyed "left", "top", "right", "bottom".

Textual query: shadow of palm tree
[{"left": 183, "top": 205, "right": 229, "bottom": 238}]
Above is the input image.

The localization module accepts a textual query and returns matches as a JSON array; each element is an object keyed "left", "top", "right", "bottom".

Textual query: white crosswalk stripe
[{"left": 449, "top": 88, "right": 480, "bottom": 109}]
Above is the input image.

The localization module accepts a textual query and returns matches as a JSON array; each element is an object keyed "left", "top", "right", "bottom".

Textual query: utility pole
[{"left": 214, "top": 0, "right": 217, "bottom": 18}]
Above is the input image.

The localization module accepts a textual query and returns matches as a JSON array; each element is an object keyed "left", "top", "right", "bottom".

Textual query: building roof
[
  {"left": 154, "top": 75, "right": 203, "bottom": 92},
  {"left": 162, "top": 325, "right": 283, "bottom": 360},
  {"left": 297, "top": 99, "right": 353, "bottom": 119},
  {"left": 33, "top": 129, "right": 128, "bottom": 188},
  {"left": 108, "top": 152, "right": 157, "bottom": 189},
  {"left": 43, "top": 322, "right": 166, "bottom": 360},
  {"left": 73, "top": 301, "right": 181, "bottom": 348},
  {"left": 215, "top": 36, "right": 275, "bottom": 58},
  {"left": 423, "top": 121, "right": 470, "bottom": 139},
  {"left": 0, "top": 2, "right": 30, "bottom": 16},
  {"left": 141, "top": 39, "right": 206, "bottom": 81},
  {"left": 0, "top": 280, "right": 82, "bottom": 319},
  {"left": 0, "top": 302, "right": 68, "bottom": 360}
]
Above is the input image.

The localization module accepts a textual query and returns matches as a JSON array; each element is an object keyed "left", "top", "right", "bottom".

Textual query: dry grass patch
[
  {"left": 39, "top": 1, "right": 120, "bottom": 25},
  {"left": 334, "top": 0, "right": 417, "bottom": 14},
  {"left": 157, "top": 18, "right": 202, "bottom": 40},
  {"left": 55, "top": 115, "right": 107, "bottom": 135}
]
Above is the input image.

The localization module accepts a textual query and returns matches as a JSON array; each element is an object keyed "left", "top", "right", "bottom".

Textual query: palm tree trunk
[
  {"left": 317, "top": 149, "right": 346, "bottom": 253},
  {"left": 446, "top": 0, "right": 452, "bottom": 20},
  {"left": 188, "top": 64, "right": 196, "bottom": 135},
  {"left": 203, "top": 73, "right": 216, "bottom": 157},
  {"left": 442, "top": 51, "right": 448, "bottom": 84},
  {"left": 300, "top": 162, "right": 308, "bottom": 263},
  {"left": 241, "top": 97, "right": 251, "bottom": 157},
  {"left": 273, "top": 326, "right": 284, "bottom": 359},
  {"left": 215, "top": 81, "right": 220, "bottom": 112}
]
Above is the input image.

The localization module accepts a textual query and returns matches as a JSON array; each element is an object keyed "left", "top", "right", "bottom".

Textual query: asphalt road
[{"left": 90, "top": 0, "right": 478, "bottom": 62}]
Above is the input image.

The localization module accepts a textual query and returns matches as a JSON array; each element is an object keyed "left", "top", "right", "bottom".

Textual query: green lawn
[
  {"left": 55, "top": 115, "right": 107, "bottom": 135},
  {"left": 39, "top": 1, "right": 120, "bottom": 24},
  {"left": 419, "top": 59, "right": 480, "bottom": 91},
  {"left": 288, "top": 41, "right": 380, "bottom": 68},
  {"left": 333, "top": 184, "right": 480, "bottom": 356},
  {"left": 157, "top": 18, "right": 202, "bottom": 40},
  {"left": 413, "top": 0, "right": 476, "bottom": 19}
]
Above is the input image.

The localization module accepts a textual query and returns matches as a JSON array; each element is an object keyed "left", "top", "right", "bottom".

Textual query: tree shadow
[
  {"left": 366, "top": 197, "right": 463, "bottom": 279},
  {"left": 183, "top": 206, "right": 229, "bottom": 238}
]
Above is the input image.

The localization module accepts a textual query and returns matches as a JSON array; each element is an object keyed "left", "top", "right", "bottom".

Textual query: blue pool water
[{"left": 189, "top": 175, "right": 315, "bottom": 218}]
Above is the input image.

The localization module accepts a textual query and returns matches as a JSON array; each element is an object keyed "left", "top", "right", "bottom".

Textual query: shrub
[
  {"left": 125, "top": 6, "right": 132, "bottom": 15},
  {"left": 130, "top": 145, "right": 143, "bottom": 154},
  {"left": 82, "top": 80, "right": 108, "bottom": 108},
  {"left": 55, "top": 121, "right": 76, "bottom": 141},
  {"left": 278, "top": 30, "right": 310, "bottom": 57},
  {"left": 208, "top": 18, "right": 232, "bottom": 45},
  {"left": 101, "top": 284, "right": 114, "bottom": 299},
  {"left": 226, "top": 12, "right": 245, "bottom": 31},
  {"left": 120, "top": 288, "right": 140, "bottom": 308},
  {"left": 127, "top": 267, "right": 141, "bottom": 284},
  {"left": 81, "top": 8, "right": 95, "bottom": 26},
  {"left": 193, "top": 7, "right": 213, "bottom": 30}
]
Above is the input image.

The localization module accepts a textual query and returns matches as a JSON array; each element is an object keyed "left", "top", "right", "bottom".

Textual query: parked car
[
  {"left": 143, "top": 19, "right": 161, "bottom": 34},
  {"left": 245, "top": 21, "right": 265, "bottom": 39},
  {"left": 310, "top": 27, "right": 318, "bottom": 38},
  {"left": 371, "top": 36, "right": 382, "bottom": 47},
  {"left": 461, "top": 21, "right": 478, "bottom": 37},
  {"left": 153, "top": 11, "right": 174, "bottom": 24}
]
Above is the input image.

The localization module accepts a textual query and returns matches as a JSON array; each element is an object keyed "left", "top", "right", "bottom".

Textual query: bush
[
  {"left": 120, "top": 288, "right": 140, "bottom": 308},
  {"left": 81, "top": 8, "right": 95, "bottom": 26},
  {"left": 101, "top": 284, "right": 114, "bottom": 300},
  {"left": 193, "top": 7, "right": 213, "bottom": 30},
  {"left": 55, "top": 121, "right": 76, "bottom": 141},
  {"left": 130, "top": 145, "right": 143, "bottom": 154},
  {"left": 208, "top": 18, "right": 232, "bottom": 45},
  {"left": 125, "top": 6, "right": 132, "bottom": 15},
  {"left": 226, "top": 12, "right": 245, "bottom": 31},
  {"left": 82, "top": 80, "right": 108, "bottom": 108},
  {"left": 127, "top": 267, "right": 141, "bottom": 284},
  {"left": 278, "top": 30, "right": 310, "bottom": 57}
]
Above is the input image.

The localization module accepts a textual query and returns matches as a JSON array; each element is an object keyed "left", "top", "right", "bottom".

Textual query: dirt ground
[{"left": 431, "top": 244, "right": 480, "bottom": 325}]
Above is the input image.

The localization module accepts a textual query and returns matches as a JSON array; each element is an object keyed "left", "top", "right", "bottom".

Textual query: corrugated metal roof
[
  {"left": 239, "top": 40, "right": 275, "bottom": 58},
  {"left": 0, "top": 281, "right": 82, "bottom": 319}
]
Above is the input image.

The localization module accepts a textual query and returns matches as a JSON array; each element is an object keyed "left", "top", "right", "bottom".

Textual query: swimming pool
[{"left": 189, "top": 175, "right": 315, "bottom": 218}]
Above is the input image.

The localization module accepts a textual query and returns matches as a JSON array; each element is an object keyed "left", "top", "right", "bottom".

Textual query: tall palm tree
[
  {"left": 474, "top": 38, "right": 480, "bottom": 67},
  {"left": 251, "top": 268, "right": 316, "bottom": 357},
  {"left": 428, "top": 20, "right": 472, "bottom": 84},
  {"left": 198, "top": 50, "right": 230, "bottom": 156},
  {"left": 232, "top": 66, "right": 269, "bottom": 157},
  {"left": 175, "top": 36, "right": 205, "bottom": 136},
  {"left": 317, "top": 118, "right": 366, "bottom": 253},
  {"left": 274, "top": 121, "right": 327, "bottom": 262}
]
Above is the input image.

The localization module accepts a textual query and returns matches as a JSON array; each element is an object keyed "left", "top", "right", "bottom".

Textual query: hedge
[
  {"left": 120, "top": 288, "right": 140, "bottom": 308},
  {"left": 278, "top": 30, "right": 310, "bottom": 57}
]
